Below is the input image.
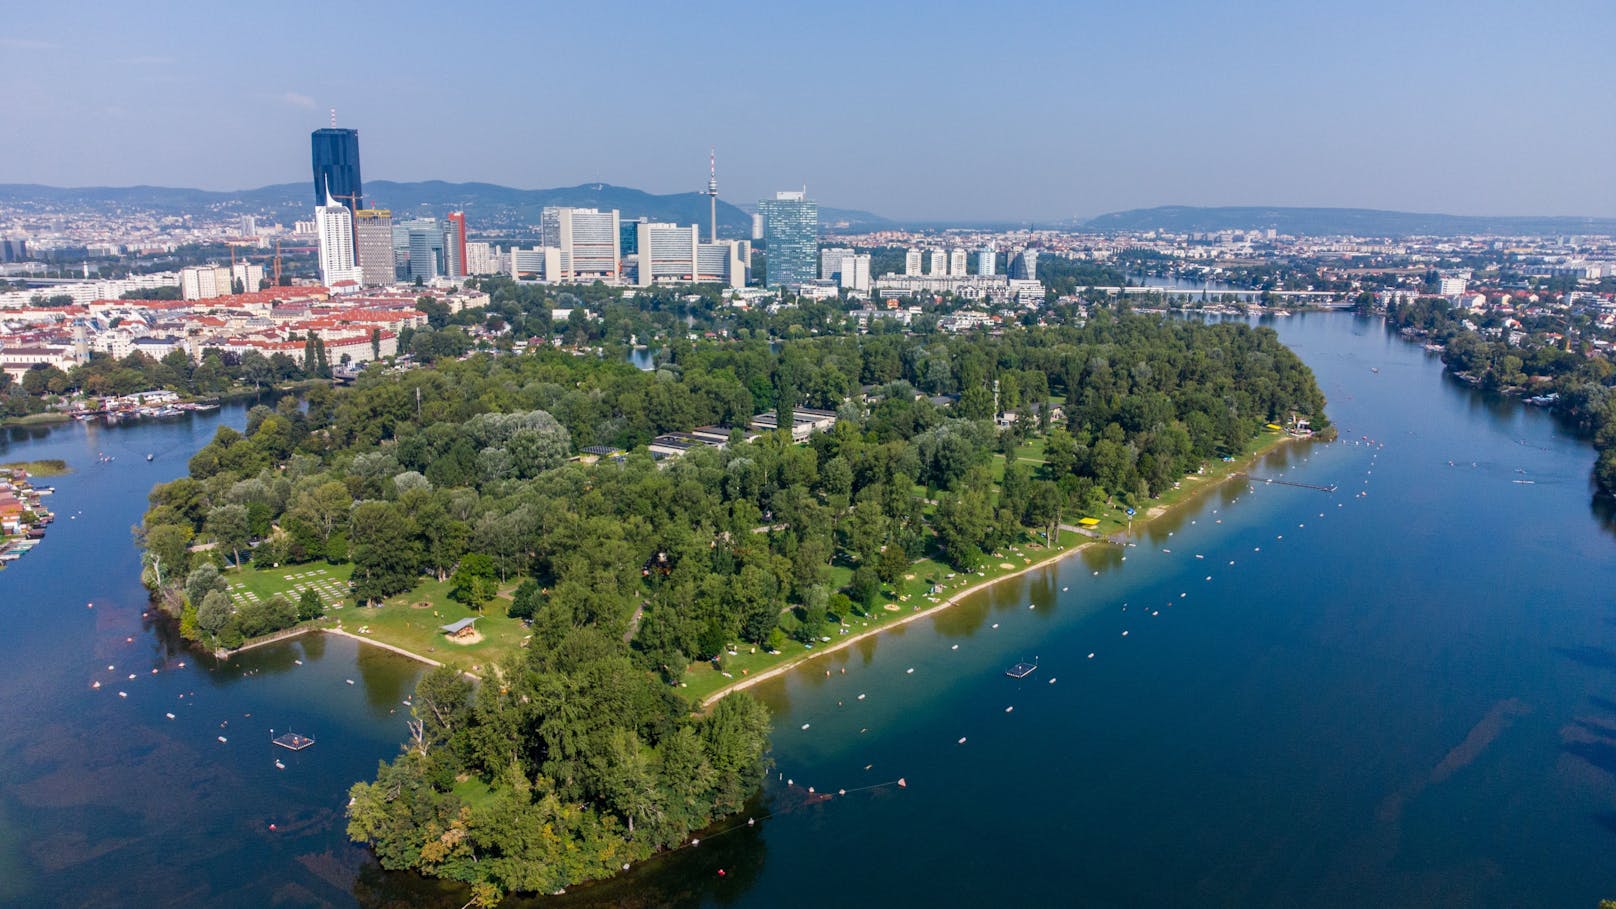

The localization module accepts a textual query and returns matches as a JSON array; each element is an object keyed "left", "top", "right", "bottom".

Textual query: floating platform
[
  {"left": 1006, "top": 662, "right": 1038, "bottom": 679},
  {"left": 272, "top": 732, "right": 315, "bottom": 751}
]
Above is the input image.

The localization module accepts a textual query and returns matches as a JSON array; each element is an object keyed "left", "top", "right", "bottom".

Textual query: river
[{"left": 3, "top": 313, "right": 1614, "bottom": 907}]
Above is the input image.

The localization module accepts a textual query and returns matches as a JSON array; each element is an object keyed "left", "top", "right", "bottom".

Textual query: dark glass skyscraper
[{"left": 311, "top": 128, "right": 362, "bottom": 209}]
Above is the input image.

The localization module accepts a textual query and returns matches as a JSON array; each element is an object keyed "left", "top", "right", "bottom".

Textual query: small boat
[
  {"left": 275, "top": 760, "right": 286, "bottom": 770},
  {"left": 217, "top": 736, "right": 228, "bottom": 743}
]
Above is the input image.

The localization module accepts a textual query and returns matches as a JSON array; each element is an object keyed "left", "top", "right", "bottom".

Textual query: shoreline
[
  {"left": 700, "top": 433, "right": 1306, "bottom": 708},
  {"left": 321, "top": 626, "right": 457, "bottom": 672}
]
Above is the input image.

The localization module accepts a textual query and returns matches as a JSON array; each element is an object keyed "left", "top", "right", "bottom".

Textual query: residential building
[
  {"left": 905, "top": 248, "right": 923, "bottom": 276},
  {"left": 820, "top": 246, "right": 855, "bottom": 282},
  {"left": 758, "top": 191, "right": 817, "bottom": 288},
  {"left": 180, "top": 265, "right": 231, "bottom": 300},
  {"left": 977, "top": 246, "right": 996, "bottom": 276},
  {"left": 230, "top": 262, "right": 264, "bottom": 293},
  {"left": 949, "top": 248, "right": 968, "bottom": 276},
  {"left": 839, "top": 253, "right": 871, "bottom": 292},
  {"left": 928, "top": 249, "right": 947, "bottom": 276},
  {"left": 465, "top": 241, "right": 501, "bottom": 276}
]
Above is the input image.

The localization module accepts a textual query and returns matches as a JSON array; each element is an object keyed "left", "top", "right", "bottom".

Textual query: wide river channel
[{"left": 2, "top": 312, "right": 1614, "bottom": 907}]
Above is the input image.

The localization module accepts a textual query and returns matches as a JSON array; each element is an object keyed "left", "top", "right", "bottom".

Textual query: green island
[
  {"left": 0, "top": 459, "right": 71, "bottom": 477},
  {"left": 138, "top": 309, "right": 1326, "bottom": 902}
]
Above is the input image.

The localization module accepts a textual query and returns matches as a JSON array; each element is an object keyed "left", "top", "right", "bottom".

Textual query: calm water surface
[{"left": 3, "top": 314, "right": 1615, "bottom": 907}]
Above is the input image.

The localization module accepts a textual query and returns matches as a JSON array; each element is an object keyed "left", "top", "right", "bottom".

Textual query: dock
[
  {"left": 271, "top": 732, "right": 315, "bottom": 751},
  {"left": 1234, "top": 473, "right": 1337, "bottom": 493},
  {"left": 1006, "top": 662, "right": 1038, "bottom": 679}
]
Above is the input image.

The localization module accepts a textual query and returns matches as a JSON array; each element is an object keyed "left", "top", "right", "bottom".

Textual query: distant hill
[
  {"left": 0, "top": 181, "right": 792, "bottom": 238},
  {"left": 1079, "top": 205, "right": 1616, "bottom": 237}
]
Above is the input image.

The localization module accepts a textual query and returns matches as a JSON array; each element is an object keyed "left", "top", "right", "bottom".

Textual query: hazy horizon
[{"left": 4, "top": 0, "right": 1613, "bottom": 221}]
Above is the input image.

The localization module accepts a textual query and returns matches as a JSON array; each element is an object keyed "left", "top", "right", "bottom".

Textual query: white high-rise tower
[{"left": 315, "top": 186, "right": 364, "bottom": 290}]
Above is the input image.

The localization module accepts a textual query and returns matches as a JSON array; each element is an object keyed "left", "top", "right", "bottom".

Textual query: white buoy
[
  {"left": 905, "top": 668, "right": 914, "bottom": 674},
  {"left": 801, "top": 723, "right": 810, "bottom": 730},
  {"left": 1005, "top": 706, "right": 1014, "bottom": 713},
  {"left": 857, "top": 693, "right": 866, "bottom": 700},
  {"left": 951, "top": 644, "right": 959, "bottom": 650},
  {"left": 1121, "top": 630, "right": 1129, "bottom": 637},
  {"left": 1028, "top": 603, "right": 1035, "bottom": 610},
  {"left": 1049, "top": 678, "right": 1057, "bottom": 684},
  {"left": 1088, "top": 653, "right": 1095, "bottom": 659},
  {"left": 1062, "top": 586, "right": 1069, "bottom": 591},
  {"left": 991, "top": 623, "right": 999, "bottom": 629},
  {"left": 958, "top": 737, "right": 967, "bottom": 744}
]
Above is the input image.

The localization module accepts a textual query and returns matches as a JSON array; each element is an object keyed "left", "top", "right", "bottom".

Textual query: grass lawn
[
  {"left": 222, "top": 562, "right": 530, "bottom": 674},
  {"left": 341, "top": 576, "right": 531, "bottom": 675},
  {"left": 225, "top": 560, "right": 354, "bottom": 607}
]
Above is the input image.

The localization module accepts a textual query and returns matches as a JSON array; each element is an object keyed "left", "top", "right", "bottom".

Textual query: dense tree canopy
[{"left": 138, "top": 313, "right": 1326, "bottom": 898}]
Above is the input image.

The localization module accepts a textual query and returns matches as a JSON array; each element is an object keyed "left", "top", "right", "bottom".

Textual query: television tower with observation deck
[{"left": 705, "top": 148, "right": 719, "bottom": 243}]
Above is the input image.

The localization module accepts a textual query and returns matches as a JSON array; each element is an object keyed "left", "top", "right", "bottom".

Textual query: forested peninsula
[{"left": 137, "top": 312, "right": 1326, "bottom": 900}]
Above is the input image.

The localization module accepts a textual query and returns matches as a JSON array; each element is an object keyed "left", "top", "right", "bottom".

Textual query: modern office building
[
  {"left": 635, "top": 222, "right": 700, "bottom": 286},
  {"left": 620, "top": 217, "right": 646, "bottom": 256},
  {"left": 405, "top": 220, "right": 445, "bottom": 282},
  {"left": 314, "top": 192, "right": 363, "bottom": 289},
  {"left": 928, "top": 249, "right": 946, "bottom": 276},
  {"left": 977, "top": 247, "right": 996, "bottom": 276},
  {"left": 905, "top": 248, "right": 922, "bottom": 276},
  {"left": 751, "top": 213, "right": 764, "bottom": 241},
  {"left": 310, "top": 128, "right": 362, "bottom": 211},
  {"left": 510, "top": 247, "right": 562, "bottom": 281},
  {"left": 697, "top": 240, "right": 748, "bottom": 289},
  {"left": 354, "top": 209, "right": 396, "bottom": 286},
  {"left": 949, "top": 248, "right": 968, "bottom": 276},
  {"left": 1010, "top": 248, "right": 1038, "bottom": 281},
  {"left": 444, "top": 212, "right": 468, "bottom": 279},
  {"left": 820, "top": 246, "right": 855, "bottom": 282},
  {"left": 541, "top": 207, "right": 621, "bottom": 281},
  {"left": 758, "top": 191, "right": 817, "bottom": 288}
]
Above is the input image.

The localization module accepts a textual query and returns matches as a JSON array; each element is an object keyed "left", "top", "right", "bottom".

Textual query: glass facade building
[
  {"left": 758, "top": 191, "right": 817, "bottom": 288},
  {"left": 311, "top": 128, "right": 362, "bottom": 209}
]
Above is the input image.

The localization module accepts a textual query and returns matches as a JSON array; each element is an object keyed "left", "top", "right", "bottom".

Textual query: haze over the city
[{"left": 3, "top": 0, "right": 1613, "bottom": 221}]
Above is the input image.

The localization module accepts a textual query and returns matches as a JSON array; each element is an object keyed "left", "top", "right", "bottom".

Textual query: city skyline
[{"left": 3, "top": 0, "right": 1615, "bottom": 221}]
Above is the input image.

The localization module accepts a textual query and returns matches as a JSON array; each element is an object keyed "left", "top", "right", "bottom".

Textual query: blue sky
[{"left": 3, "top": 0, "right": 1613, "bottom": 220}]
